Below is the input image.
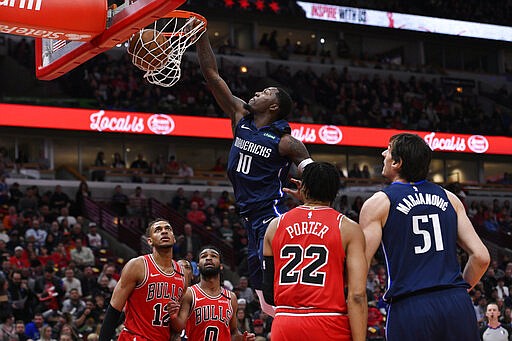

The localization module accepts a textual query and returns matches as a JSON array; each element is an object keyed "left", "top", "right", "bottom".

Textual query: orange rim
[{"left": 163, "top": 10, "right": 207, "bottom": 24}]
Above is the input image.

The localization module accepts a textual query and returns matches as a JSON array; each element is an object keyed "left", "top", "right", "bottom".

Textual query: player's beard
[{"left": 199, "top": 264, "right": 221, "bottom": 278}]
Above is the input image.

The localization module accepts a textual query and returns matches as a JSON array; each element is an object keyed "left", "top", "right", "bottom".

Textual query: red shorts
[{"left": 271, "top": 313, "right": 352, "bottom": 341}]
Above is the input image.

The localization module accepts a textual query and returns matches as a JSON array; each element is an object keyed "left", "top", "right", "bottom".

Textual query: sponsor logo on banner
[
  {"left": 147, "top": 114, "right": 175, "bottom": 135},
  {"left": 319, "top": 125, "right": 343, "bottom": 144},
  {"left": 424, "top": 132, "right": 466, "bottom": 152},
  {"left": 467, "top": 135, "right": 489, "bottom": 153},
  {"left": 291, "top": 126, "right": 317, "bottom": 143},
  {"left": 90, "top": 110, "right": 144, "bottom": 133}
]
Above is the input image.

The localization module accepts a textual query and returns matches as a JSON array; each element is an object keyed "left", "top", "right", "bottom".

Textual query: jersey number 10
[{"left": 236, "top": 153, "right": 252, "bottom": 174}]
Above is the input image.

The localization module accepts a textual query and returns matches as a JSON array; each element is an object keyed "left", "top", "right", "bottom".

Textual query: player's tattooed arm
[{"left": 279, "top": 134, "right": 310, "bottom": 166}]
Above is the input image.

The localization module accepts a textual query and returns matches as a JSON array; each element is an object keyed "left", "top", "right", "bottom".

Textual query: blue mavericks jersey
[
  {"left": 227, "top": 116, "right": 291, "bottom": 216},
  {"left": 381, "top": 180, "right": 468, "bottom": 302}
]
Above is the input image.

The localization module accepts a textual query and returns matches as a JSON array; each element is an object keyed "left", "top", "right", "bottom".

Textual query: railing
[
  {"left": 82, "top": 197, "right": 143, "bottom": 253},
  {"left": 148, "top": 198, "right": 235, "bottom": 268},
  {"left": 86, "top": 167, "right": 231, "bottom": 186}
]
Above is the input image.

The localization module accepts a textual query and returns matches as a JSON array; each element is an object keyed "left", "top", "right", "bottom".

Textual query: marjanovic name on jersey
[{"left": 396, "top": 193, "right": 449, "bottom": 215}]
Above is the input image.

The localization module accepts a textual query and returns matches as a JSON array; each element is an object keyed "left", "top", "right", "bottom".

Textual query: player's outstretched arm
[
  {"left": 169, "top": 287, "right": 193, "bottom": 333},
  {"left": 99, "top": 257, "right": 142, "bottom": 341},
  {"left": 195, "top": 32, "right": 245, "bottom": 127},
  {"left": 359, "top": 192, "right": 389, "bottom": 269},
  {"left": 446, "top": 190, "right": 490, "bottom": 289},
  {"left": 342, "top": 217, "right": 368, "bottom": 341}
]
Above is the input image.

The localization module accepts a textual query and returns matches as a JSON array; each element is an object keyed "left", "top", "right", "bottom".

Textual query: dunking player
[
  {"left": 359, "top": 133, "right": 490, "bottom": 341},
  {"left": 99, "top": 219, "right": 186, "bottom": 341},
  {"left": 262, "top": 162, "right": 367, "bottom": 341},
  {"left": 195, "top": 28, "right": 312, "bottom": 315},
  {"left": 169, "top": 246, "right": 256, "bottom": 341}
]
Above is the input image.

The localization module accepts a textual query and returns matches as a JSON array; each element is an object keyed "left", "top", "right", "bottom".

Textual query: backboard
[{"left": 30, "top": 0, "right": 185, "bottom": 80}]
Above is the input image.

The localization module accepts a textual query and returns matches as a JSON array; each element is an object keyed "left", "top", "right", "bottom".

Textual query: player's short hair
[
  {"left": 198, "top": 245, "right": 222, "bottom": 262},
  {"left": 146, "top": 218, "right": 170, "bottom": 237},
  {"left": 301, "top": 162, "right": 340, "bottom": 204},
  {"left": 275, "top": 87, "right": 292, "bottom": 120},
  {"left": 389, "top": 133, "right": 431, "bottom": 182}
]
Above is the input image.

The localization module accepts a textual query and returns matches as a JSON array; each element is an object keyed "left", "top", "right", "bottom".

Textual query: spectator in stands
[
  {"left": 57, "top": 207, "right": 77, "bottom": 227},
  {"left": 9, "top": 246, "right": 29, "bottom": 270},
  {"left": 97, "top": 264, "right": 118, "bottom": 292},
  {"left": 111, "top": 152, "right": 125, "bottom": 169},
  {"left": 49, "top": 185, "right": 70, "bottom": 213},
  {"left": 176, "top": 223, "right": 202, "bottom": 258},
  {"left": 62, "top": 268, "right": 82, "bottom": 298},
  {"left": 74, "top": 181, "right": 91, "bottom": 217},
  {"left": 2, "top": 206, "right": 18, "bottom": 231},
  {"left": 61, "top": 288, "right": 86, "bottom": 322},
  {"left": 171, "top": 187, "right": 189, "bottom": 216},
  {"left": 92, "top": 152, "right": 106, "bottom": 182},
  {"left": 70, "top": 239, "right": 95, "bottom": 268},
  {"left": 348, "top": 163, "right": 363, "bottom": 178},
  {"left": 14, "top": 319, "right": 28, "bottom": 341},
  {"left": 237, "top": 276, "right": 254, "bottom": 304},
  {"left": 8, "top": 183, "right": 22, "bottom": 208},
  {"left": 217, "top": 191, "right": 234, "bottom": 212},
  {"left": 190, "top": 190, "right": 205, "bottom": 210},
  {"left": 186, "top": 202, "right": 207, "bottom": 226},
  {"left": 127, "top": 186, "right": 146, "bottom": 216},
  {"left": 110, "top": 185, "right": 128, "bottom": 217},
  {"left": 33, "top": 265, "right": 64, "bottom": 312},
  {"left": 130, "top": 153, "right": 149, "bottom": 170},
  {"left": 25, "top": 218, "right": 47, "bottom": 249},
  {"left": 150, "top": 154, "right": 166, "bottom": 175},
  {"left": 166, "top": 155, "right": 179, "bottom": 174},
  {"left": 178, "top": 161, "right": 194, "bottom": 183},
  {"left": 18, "top": 187, "right": 38, "bottom": 216},
  {"left": 8, "top": 270, "right": 31, "bottom": 322},
  {"left": 203, "top": 188, "right": 217, "bottom": 208},
  {"left": 86, "top": 223, "right": 104, "bottom": 253},
  {"left": 24, "top": 313, "right": 46, "bottom": 340}
]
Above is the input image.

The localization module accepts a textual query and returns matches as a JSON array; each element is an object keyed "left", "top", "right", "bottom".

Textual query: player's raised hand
[{"left": 283, "top": 177, "right": 302, "bottom": 202}]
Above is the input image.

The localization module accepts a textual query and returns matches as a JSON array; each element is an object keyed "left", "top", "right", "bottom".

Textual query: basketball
[{"left": 127, "top": 29, "right": 170, "bottom": 72}]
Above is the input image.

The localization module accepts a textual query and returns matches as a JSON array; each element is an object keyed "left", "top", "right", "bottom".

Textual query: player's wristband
[
  {"left": 99, "top": 304, "right": 122, "bottom": 341},
  {"left": 297, "top": 158, "right": 314, "bottom": 173},
  {"left": 262, "top": 256, "right": 275, "bottom": 306}
]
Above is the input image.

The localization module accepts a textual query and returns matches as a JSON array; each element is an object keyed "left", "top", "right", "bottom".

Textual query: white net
[{"left": 127, "top": 12, "right": 206, "bottom": 87}]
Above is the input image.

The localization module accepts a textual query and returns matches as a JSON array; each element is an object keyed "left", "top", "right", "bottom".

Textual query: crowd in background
[{"left": 0, "top": 177, "right": 510, "bottom": 339}]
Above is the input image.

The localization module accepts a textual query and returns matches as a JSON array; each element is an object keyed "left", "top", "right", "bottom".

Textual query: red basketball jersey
[
  {"left": 185, "top": 284, "right": 234, "bottom": 341},
  {"left": 272, "top": 206, "right": 347, "bottom": 315},
  {"left": 121, "top": 254, "right": 185, "bottom": 341}
]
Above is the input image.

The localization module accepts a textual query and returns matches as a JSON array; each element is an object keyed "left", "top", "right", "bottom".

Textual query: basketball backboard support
[{"left": 34, "top": 0, "right": 185, "bottom": 80}]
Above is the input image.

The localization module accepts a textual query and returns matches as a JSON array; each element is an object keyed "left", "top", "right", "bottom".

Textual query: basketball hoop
[{"left": 127, "top": 10, "right": 207, "bottom": 87}]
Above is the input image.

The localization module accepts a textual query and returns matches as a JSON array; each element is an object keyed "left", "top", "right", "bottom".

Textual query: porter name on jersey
[{"left": 285, "top": 221, "right": 329, "bottom": 239}]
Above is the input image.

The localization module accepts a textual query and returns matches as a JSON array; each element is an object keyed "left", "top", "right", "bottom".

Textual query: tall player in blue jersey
[
  {"left": 195, "top": 31, "right": 312, "bottom": 316},
  {"left": 360, "top": 133, "right": 490, "bottom": 341}
]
